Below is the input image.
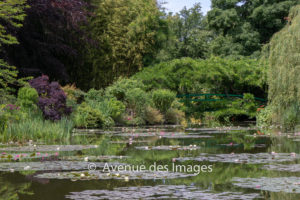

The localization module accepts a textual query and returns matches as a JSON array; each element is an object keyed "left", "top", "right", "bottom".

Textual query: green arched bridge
[{"left": 176, "top": 93, "right": 267, "bottom": 102}]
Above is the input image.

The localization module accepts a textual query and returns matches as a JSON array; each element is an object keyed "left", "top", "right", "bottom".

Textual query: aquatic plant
[{"left": 2, "top": 114, "right": 74, "bottom": 143}]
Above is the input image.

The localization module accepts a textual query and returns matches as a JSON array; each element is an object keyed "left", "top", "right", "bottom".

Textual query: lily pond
[{"left": 1, "top": 125, "right": 300, "bottom": 200}]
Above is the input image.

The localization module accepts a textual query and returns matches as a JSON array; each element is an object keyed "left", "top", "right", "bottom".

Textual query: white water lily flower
[
  {"left": 291, "top": 152, "right": 296, "bottom": 157},
  {"left": 80, "top": 173, "right": 85, "bottom": 177},
  {"left": 124, "top": 176, "right": 129, "bottom": 182},
  {"left": 84, "top": 157, "right": 89, "bottom": 162},
  {"left": 24, "top": 166, "right": 31, "bottom": 170}
]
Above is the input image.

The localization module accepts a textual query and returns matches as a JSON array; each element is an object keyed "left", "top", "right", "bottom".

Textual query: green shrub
[
  {"left": 105, "top": 78, "right": 145, "bottom": 101},
  {"left": 152, "top": 89, "right": 176, "bottom": 113},
  {"left": 85, "top": 88, "right": 105, "bottom": 102},
  {"left": 241, "top": 93, "right": 257, "bottom": 118},
  {"left": 102, "top": 116, "right": 115, "bottom": 128},
  {"left": 125, "top": 116, "right": 145, "bottom": 126},
  {"left": 125, "top": 88, "right": 151, "bottom": 116},
  {"left": 83, "top": 87, "right": 125, "bottom": 126},
  {"left": 74, "top": 103, "right": 104, "bottom": 128},
  {"left": 17, "top": 86, "right": 39, "bottom": 110},
  {"left": 85, "top": 97, "right": 125, "bottom": 123},
  {"left": 62, "top": 84, "right": 85, "bottom": 107},
  {"left": 257, "top": 106, "right": 273, "bottom": 129},
  {"left": 144, "top": 106, "right": 164, "bottom": 125},
  {"left": 165, "top": 108, "right": 185, "bottom": 124},
  {"left": 108, "top": 98, "right": 125, "bottom": 120},
  {"left": 281, "top": 105, "right": 300, "bottom": 131},
  {"left": 210, "top": 108, "right": 247, "bottom": 123}
]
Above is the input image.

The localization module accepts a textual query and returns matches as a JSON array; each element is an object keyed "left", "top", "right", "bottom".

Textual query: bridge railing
[{"left": 176, "top": 94, "right": 267, "bottom": 102}]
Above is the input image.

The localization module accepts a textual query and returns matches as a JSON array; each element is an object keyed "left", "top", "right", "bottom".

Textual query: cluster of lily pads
[
  {"left": 115, "top": 132, "right": 212, "bottom": 139},
  {"left": 0, "top": 145, "right": 98, "bottom": 152},
  {"left": 135, "top": 145, "right": 200, "bottom": 151},
  {"left": 176, "top": 152, "right": 300, "bottom": 164},
  {"left": 0, "top": 161, "right": 124, "bottom": 172},
  {"left": 34, "top": 170, "right": 195, "bottom": 181},
  {"left": 65, "top": 185, "right": 261, "bottom": 200},
  {"left": 232, "top": 177, "right": 300, "bottom": 193},
  {"left": 0, "top": 152, "right": 56, "bottom": 161}
]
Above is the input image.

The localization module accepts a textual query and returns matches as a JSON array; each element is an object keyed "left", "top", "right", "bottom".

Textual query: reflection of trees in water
[
  {"left": 230, "top": 132, "right": 256, "bottom": 150},
  {"left": 269, "top": 136, "right": 300, "bottom": 153},
  {"left": 0, "top": 174, "right": 33, "bottom": 200}
]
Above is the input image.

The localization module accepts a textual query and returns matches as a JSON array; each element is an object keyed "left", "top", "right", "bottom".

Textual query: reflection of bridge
[{"left": 177, "top": 94, "right": 267, "bottom": 102}]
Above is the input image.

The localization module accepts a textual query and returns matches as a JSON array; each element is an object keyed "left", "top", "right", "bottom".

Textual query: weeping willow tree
[{"left": 265, "top": 5, "right": 300, "bottom": 129}]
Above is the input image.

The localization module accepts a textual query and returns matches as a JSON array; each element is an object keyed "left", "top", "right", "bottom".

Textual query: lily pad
[
  {"left": 0, "top": 161, "right": 123, "bottom": 172},
  {"left": 35, "top": 170, "right": 195, "bottom": 180},
  {"left": 186, "top": 127, "right": 256, "bottom": 132},
  {"left": 73, "top": 129, "right": 120, "bottom": 134},
  {"left": 115, "top": 132, "right": 212, "bottom": 139},
  {"left": 262, "top": 164, "right": 300, "bottom": 172},
  {"left": 232, "top": 177, "right": 300, "bottom": 193},
  {"left": 109, "top": 140, "right": 152, "bottom": 144},
  {"left": 176, "top": 153, "right": 300, "bottom": 164},
  {"left": 60, "top": 155, "right": 129, "bottom": 161},
  {"left": 135, "top": 145, "right": 200, "bottom": 151},
  {"left": 0, "top": 152, "right": 55, "bottom": 161},
  {"left": 65, "top": 185, "right": 260, "bottom": 200},
  {"left": 218, "top": 144, "right": 266, "bottom": 148},
  {"left": 163, "top": 135, "right": 212, "bottom": 139},
  {"left": 0, "top": 145, "right": 98, "bottom": 152}
]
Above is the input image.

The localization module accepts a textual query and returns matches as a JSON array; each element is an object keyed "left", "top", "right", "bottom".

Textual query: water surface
[{"left": 1, "top": 125, "right": 300, "bottom": 200}]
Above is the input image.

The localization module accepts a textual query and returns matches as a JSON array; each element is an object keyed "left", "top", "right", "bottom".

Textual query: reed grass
[{"left": 1, "top": 114, "right": 74, "bottom": 143}]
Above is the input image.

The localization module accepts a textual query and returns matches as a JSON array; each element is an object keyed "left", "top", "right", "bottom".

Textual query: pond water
[{"left": 1, "top": 125, "right": 300, "bottom": 199}]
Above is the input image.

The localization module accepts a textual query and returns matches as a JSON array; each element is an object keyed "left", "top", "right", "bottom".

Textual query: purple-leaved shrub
[{"left": 29, "top": 75, "right": 72, "bottom": 120}]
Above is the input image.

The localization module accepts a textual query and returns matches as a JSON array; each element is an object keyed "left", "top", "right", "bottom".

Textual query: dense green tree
[
  {"left": 156, "top": 3, "right": 212, "bottom": 61},
  {"left": 82, "top": 0, "right": 168, "bottom": 89},
  {"left": 207, "top": 0, "right": 299, "bottom": 57},
  {"left": 0, "top": 0, "right": 28, "bottom": 100},
  {"left": 263, "top": 5, "right": 300, "bottom": 129},
  {"left": 0, "top": 0, "right": 27, "bottom": 46},
  {"left": 2, "top": 0, "right": 89, "bottom": 83}
]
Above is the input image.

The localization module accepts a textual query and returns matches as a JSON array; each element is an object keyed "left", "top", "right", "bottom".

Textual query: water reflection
[{"left": 0, "top": 125, "right": 300, "bottom": 199}]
